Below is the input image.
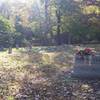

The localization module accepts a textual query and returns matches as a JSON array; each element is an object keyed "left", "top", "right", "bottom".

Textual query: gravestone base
[
  {"left": 71, "top": 54, "right": 100, "bottom": 79},
  {"left": 71, "top": 66, "right": 100, "bottom": 79}
]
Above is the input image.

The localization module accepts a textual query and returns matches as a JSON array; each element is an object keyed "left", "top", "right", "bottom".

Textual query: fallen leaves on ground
[{"left": 0, "top": 45, "right": 100, "bottom": 100}]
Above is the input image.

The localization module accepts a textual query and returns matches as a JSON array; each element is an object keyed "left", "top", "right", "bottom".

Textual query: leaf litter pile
[{"left": 0, "top": 45, "right": 100, "bottom": 100}]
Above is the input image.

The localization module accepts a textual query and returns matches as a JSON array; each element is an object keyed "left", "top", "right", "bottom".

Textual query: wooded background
[{"left": 0, "top": 0, "right": 100, "bottom": 47}]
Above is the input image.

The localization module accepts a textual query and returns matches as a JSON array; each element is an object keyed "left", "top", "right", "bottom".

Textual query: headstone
[
  {"left": 92, "top": 55, "right": 100, "bottom": 64},
  {"left": 71, "top": 53, "right": 100, "bottom": 79},
  {"left": 74, "top": 55, "right": 91, "bottom": 67}
]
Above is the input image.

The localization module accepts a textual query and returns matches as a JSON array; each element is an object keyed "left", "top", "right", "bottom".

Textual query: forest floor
[{"left": 0, "top": 44, "right": 100, "bottom": 100}]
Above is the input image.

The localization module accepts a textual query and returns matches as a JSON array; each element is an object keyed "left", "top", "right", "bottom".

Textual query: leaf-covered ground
[{"left": 0, "top": 45, "right": 100, "bottom": 100}]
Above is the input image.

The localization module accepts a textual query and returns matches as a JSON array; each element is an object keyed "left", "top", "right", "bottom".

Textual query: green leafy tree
[{"left": 0, "top": 15, "right": 15, "bottom": 53}]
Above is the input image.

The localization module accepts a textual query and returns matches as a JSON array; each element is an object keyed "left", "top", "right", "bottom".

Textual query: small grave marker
[{"left": 72, "top": 53, "right": 100, "bottom": 78}]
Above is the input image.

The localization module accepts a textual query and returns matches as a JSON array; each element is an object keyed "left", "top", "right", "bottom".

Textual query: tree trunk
[
  {"left": 16, "top": 44, "right": 19, "bottom": 49},
  {"left": 44, "top": 0, "right": 50, "bottom": 37},
  {"left": 27, "top": 41, "right": 32, "bottom": 52},
  {"left": 8, "top": 34, "right": 13, "bottom": 54},
  {"left": 8, "top": 46, "right": 12, "bottom": 54},
  {"left": 68, "top": 33, "right": 71, "bottom": 45},
  {"left": 56, "top": 9, "right": 61, "bottom": 45}
]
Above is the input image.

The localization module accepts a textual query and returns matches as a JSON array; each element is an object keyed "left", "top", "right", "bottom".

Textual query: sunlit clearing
[
  {"left": 0, "top": 0, "right": 27, "bottom": 3},
  {"left": 0, "top": 0, "right": 41, "bottom": 8},
  {"left": 0, "top": 0, "right": 41, "bottom": 4},
  {"left": 36, "top": 0, "right": 41, "bottom": 6}
]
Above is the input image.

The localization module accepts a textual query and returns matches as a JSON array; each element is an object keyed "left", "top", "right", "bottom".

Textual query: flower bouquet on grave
[
  {"left": 84, "top": 48, "right": 96, "bottom": 56},
  {"left": 76, "top": 48, "right": 96, "bottom": 60}
]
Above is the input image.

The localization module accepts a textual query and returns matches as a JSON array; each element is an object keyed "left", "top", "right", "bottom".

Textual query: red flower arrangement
[{"left": 76, "top": 48, "right": 96, "bottom": 56}]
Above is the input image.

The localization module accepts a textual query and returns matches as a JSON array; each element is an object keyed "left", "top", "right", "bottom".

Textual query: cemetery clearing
[
  {"left": 0, "top": 45, "right": 100, "bottom": 99},
  {"left": 0, "top": 0, "right": 100, "bottom": 99}
]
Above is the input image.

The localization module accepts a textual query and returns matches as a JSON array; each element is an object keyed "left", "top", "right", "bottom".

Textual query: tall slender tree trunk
[
  {"left": 37, "top": 3, "right": 43, "bottom": 45},
  {"left": 8, "top": 46, "right": 12, "bottom": 54},
  {"left": 68, "top": 33, "right": 71, "bottom": 45},
  {"left": 49, "top": 3, "right": 54, "bottom": 44},
  {"left": 56, "top": 9, "right": 61, "bottom": 45},
  {"left": 8, "top": 34, "right": 13, "bottom": 54},
  {"left": 44, "top": 0, "right": 50, "bottom": 45}
]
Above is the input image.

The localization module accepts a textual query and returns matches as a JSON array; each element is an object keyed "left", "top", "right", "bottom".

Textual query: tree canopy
[{"left": 0, "top": 0, "right": 100, "bottom": 46}]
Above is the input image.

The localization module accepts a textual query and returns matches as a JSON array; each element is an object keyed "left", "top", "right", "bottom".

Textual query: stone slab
[{"left": 71, "top": 54, "right": 100, "bottom": 79}]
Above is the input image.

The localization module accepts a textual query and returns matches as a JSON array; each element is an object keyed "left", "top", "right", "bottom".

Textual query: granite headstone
[{"left": 72, "top": 54, "right": 100, "bottom": 78}]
